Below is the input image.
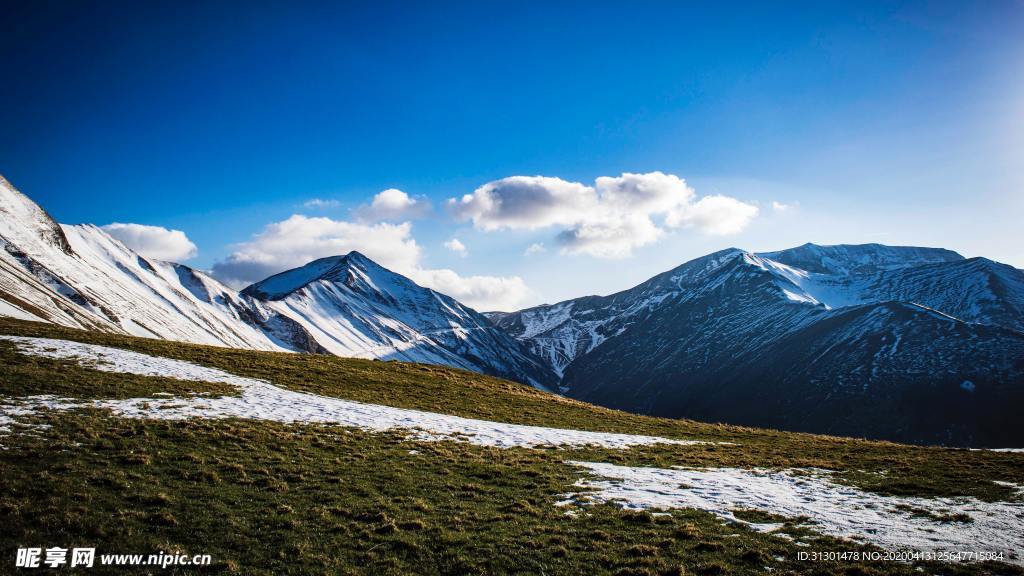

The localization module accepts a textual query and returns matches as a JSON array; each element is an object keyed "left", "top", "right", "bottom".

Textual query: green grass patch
[
  {"left": 731, "top": 509, "right": 796, "bottom": 525},
  {"left": 893, "top": 504, "right": 973, "bottom": 523}
]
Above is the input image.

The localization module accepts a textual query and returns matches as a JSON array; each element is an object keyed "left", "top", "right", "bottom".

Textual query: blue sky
[{"left": 2, "top": 1, "right": 1022, "bottom": 310}]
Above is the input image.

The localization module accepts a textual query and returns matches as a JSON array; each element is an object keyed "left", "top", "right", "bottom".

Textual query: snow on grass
[
  {"left": 0, "top": 336, "right": 695, "bottom": 450},
  {"left": 0, "top": 398, "right": 54, "bottom": 447},
  {"left": 562, "top": 461, "right": 1024, "bottom": 564},
  {"left": 993, "top": 480, "right": 1024, "bottom": 497},
  {"left": 0, "top": 403, "right": 31, "bottom": 434}
]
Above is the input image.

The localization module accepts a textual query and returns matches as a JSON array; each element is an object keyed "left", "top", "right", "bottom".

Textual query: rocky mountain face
[
  {"left": 0, "top": 176, "right": 556, "bottom": 388},
  {"left": 494, "top": 245, "right": 1024, "bottom": 447}
]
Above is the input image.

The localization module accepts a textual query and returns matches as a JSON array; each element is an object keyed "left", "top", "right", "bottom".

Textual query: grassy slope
[{"left": 1, "top": 317, "right": 1022, "bottom": 575}]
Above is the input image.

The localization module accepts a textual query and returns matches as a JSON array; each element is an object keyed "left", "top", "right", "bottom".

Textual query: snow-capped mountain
[
  {"left": 0, "top": 176, "right": 555, "bottom": 388},
  {"left": 0, "top": 176, "right": 322, "bottom": 352},
  {"left": 494, "top": 244, "right": 1024, "bottom": 446},
  {"left": 241, "top": 253, "right": 558, "bottom": 389}
]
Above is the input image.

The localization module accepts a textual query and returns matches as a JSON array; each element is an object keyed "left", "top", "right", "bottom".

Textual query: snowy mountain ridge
[
  {"left": 0, "top": 176, "right": 556, "bottom": 388},
  {"left": 496, "top": 243, "right": 1023, "bottom": 375},
  {"left": 494, "top": 242, "right": 1024, "bottom": 445}
]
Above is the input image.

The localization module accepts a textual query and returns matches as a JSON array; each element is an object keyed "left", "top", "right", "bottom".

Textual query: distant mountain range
[
  {"left": 492, "top": 244, "right": 1024, "bottom": 446},
  {"left": 3, "top": 174, "right": 1022, "bottom": 446}
]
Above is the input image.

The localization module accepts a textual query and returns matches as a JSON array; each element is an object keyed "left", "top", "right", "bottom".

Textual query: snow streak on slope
[
  {"left": 0, "top": 176, "right": 73, "bottom": 256},
  {"left": 0, "top": 336, "right": 685, "bottom": 449},
  {"left": 563, "top": 461, "right": 1024, "bottom": 565}
]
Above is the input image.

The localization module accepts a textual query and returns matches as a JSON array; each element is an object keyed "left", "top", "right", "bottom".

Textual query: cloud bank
[
  {"left": 408, "top": 269, "right": 528, "bottom": 312},
  {"left": 210, "top": 172, "right": 758, "bottom": 309},
  {"left": 102, "top": 223, "right": 198, "bottom": 261},
  {"left": 449, "top": 172, "right": 758, "bottom": 257},
  {"left": 665, "top": 195, "right": 760, "bottom": 235}
]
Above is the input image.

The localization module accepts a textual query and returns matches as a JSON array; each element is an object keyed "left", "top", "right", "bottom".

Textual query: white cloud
[
  {"left": 101, "top": 223, "right": 198, "bottom": 262},
  {"left": 444, "top": 238, "right": 467, "bottom": 256},
  {"left": 448, "top": 176, "right": 597, "bottom": 231},
  {"left": 355, "top": 188, "right": 431, "bottom": 222},
  {"left": 771, "top": 200, "right": 796, "bottom": 213},
  {"left": 666, "top": 195, "right": 760, "bottom": 235},
  {"left": 594, "top": 171, "right": 694, "bottom": 213},
  {"left": 303, "top": 198, "right": 340, "bottom": 209},
  {"left": 449, "top": 171, "right": 757, "bottom": 257},
  {"left": 556, "top": 214, "right": 663, "bottom": 259},
  {"left": 212, "top": 214, "right": 528, "bottom": 310},
  {"left": 408, "top": 269, "right": 530, "bottom": 312},
  {"left": 524, "top": 242, "right": 546, "bottom": 256}
]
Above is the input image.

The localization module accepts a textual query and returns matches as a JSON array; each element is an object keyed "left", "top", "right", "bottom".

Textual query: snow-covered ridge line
[
  {"left": 563, "top": 461, "right": 1024, "bottom": 565},
  {"left": 0, "top": 336, "right": 692, "bottom": 450}
]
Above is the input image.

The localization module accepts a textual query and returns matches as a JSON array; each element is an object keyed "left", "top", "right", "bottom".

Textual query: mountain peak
[
  {"left": 642, "top": 247, "right": 749, "bottom": 289},
  {"left": 344, "top": 250, "right": 371, "bottom": 263},
  {"left": 241, "top": 252, "right": 385, "bottom": 301},
  {"left": 758, "top": 243, "right": 963, "bottom": 275},
  {"left": 0, "top": 175, "right": 74, "bottom": 255}
]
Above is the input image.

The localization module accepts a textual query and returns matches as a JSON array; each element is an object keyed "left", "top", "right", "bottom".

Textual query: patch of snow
[
  {"left": 0, "top": 399, "right": 54, "bottom": 444},
  {"left": 517, "top": 302, "right": 576, "bottom": 339},
  {"left": 992, "top": 480, "right": 1024, "bottom": 497},
  {"left": 0, "top": 336, "right": 694, "bottom": 450},
  {"left": 563, "top": 461, "right": 1024, "bottom": 564},
  {"left": 780, "top": 288, "right": 818, "bottom": 306}
]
